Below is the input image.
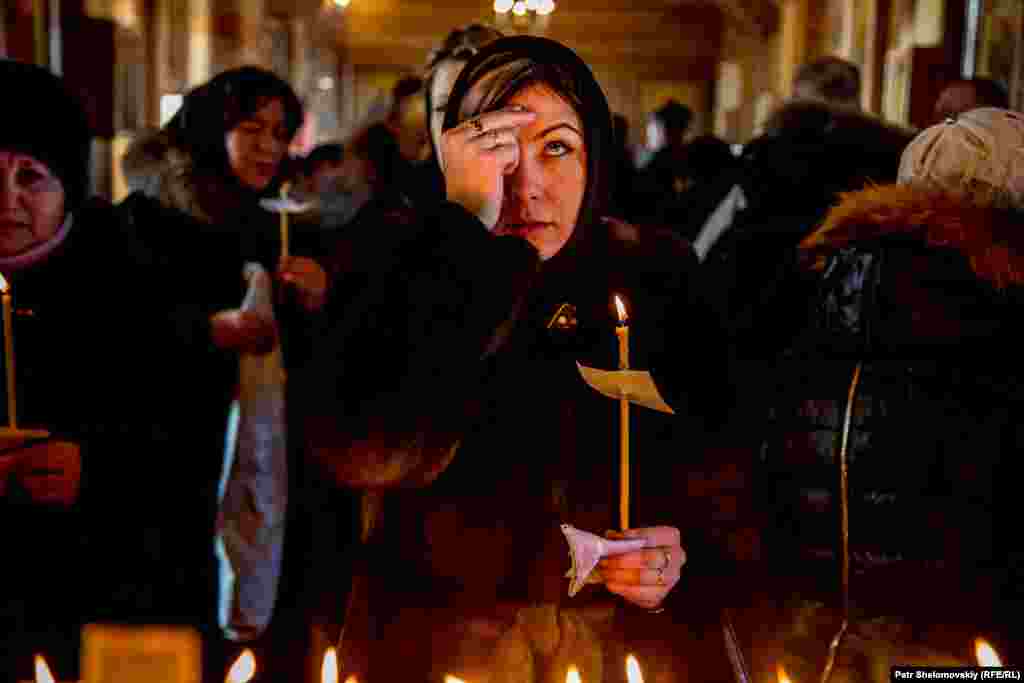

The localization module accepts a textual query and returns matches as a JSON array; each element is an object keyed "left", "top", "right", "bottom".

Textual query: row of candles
[{"left": 24, "top": 639, "right": 1006, "bottom": 683}]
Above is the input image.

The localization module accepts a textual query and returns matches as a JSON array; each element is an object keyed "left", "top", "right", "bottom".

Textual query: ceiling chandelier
[{"left": 493, "top": 0, "right": 556, "bottom": 17}]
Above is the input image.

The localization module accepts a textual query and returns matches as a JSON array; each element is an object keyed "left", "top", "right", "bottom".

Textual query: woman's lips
[{"left": 499, "top": 222, "right": 552, "bottom": 234}]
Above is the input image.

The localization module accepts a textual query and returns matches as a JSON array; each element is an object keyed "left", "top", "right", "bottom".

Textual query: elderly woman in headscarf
[
  {"left": 307, "top": 37, "right": 732, "bottom": 681},
  {"left": 0, "top": 60, "right": 271, "bottom": 679}
]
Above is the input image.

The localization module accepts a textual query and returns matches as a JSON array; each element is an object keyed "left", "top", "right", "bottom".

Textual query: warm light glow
[
  {"left": 493, "top": 0, "right": 514, "bottom": 12},
  {"left": 322, "top": 647, "right": 339, "bottom": 683},
  {"left": 445, "top": 677, "right": 467, "bottom": 683},
  {"left": 34, "top": 655, "right": 56, "bottom": 683},
  {"left": 536, "top": 0, "right": 555, "bottom": 15},
  {"left": 343, "top": 677, "right": 358, "bottom": 683},
  {"left": 330, "top": 0, "right": 350, "bottom": 7},
  {"left": 0, "top": 273, "right": 8, "bottom": 295},
  {"left": 976, "top": 638, "right": 1003, "bottom": 667},
  {"left": 512, "top": 0, "right": 528, "bottom": 16},
  {"left": 776, "top": 663, "right": 794, "bottom": 683},
  {"left": 626, "top": 655, "right": 643, "bottom": 683},
  {"left": 566, "top": 666, "right": 583, "bottom": 683},
  {"left": 226, "top": 649, "right": 256, "bottom": 683},
  {"left": 614, "top": 295, "right": 627, "bottom": 322}
]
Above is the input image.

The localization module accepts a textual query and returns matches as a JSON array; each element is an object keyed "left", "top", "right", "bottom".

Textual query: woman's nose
[{"left": 507, "top": 156, "right": 541, "bottom": 202}]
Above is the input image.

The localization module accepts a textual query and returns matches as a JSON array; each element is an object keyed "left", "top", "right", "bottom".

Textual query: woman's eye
[
  {"left": 544, "top": 140, "right": 573, "bottom": 157},
  {"left": 16, "top": 168, "right": 46, "bottom": 186}
]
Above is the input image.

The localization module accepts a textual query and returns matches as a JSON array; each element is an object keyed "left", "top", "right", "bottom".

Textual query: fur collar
[
  {"left": 122, "top": 129, "right": 257, "bottom": 224},
  {"left": 801, "top": 183, "right": 1024, "bottom": 289}
]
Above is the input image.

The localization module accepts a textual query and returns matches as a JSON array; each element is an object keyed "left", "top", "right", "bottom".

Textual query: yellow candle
[
  {"left": 279, "top": 182, "right": 291, "bottom": 261},
  {"left": 1, "top": 273, "right": 17, "bottom": 429},
  {"left": 614, "top": 295, "right": 630, "bottom": 530}
]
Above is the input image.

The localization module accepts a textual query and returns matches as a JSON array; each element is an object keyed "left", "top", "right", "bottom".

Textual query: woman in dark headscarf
[{"left": 309, "top": 37, "right": 732, "bottom": 681}]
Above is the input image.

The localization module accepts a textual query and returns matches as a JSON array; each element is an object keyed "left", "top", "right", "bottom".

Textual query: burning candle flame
[
  {"left": 566, "top": 666, "right": 583, "bottom": 683},
  {"left": 776, "top": 663, "right": 794, "bottom": 683},
  {"left": 444, "top": 677, "right": 467, "bottom": 683},
  {"left": 626, "top": 654, "right": 643, "bottom": 683},
  {"left": 0, "top": 273, "right": 9, "bottom": 294},
  {"left": 34, "top": 655, "right": 55, "bottom": 683},
  {"left": 226, "top": 649, "right": 256, "bottom": 683},
  {"left": 614, "top": 295, "right": 627, "bottom": 323},
  {"left": 322, "top": 647, "right": 338, "bottom": 683},
  {"left": 976, "top": 638, "right": 1003, "bottom": 667},
  {"left": 343, "top": 677, "right": 358, "bottom": 683}
]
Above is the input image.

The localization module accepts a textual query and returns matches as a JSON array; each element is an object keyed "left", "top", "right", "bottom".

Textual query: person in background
[
  {"left": 933, "top": 77, "right": 1010, "bottom": 123},
  {"left": 630, "top": 100, "right": 694, "bottom": 221},
  {"left": 120, "top": 65, "right": 332, "bottom": 680},
  {"left": 609, "top": 113, "right": 638, "bottom": 219},
  {"left": 304, "top": 36, "right": 733, "bottom": 682},
  {"left": 0, "top": 60, "right": 272, "bottom": 680},
  {"left": 700, "top": 56, "right": 915, "bottom": 355},
  {"left": 757, "top": 108, "right": 1024, "bottom": 662}
]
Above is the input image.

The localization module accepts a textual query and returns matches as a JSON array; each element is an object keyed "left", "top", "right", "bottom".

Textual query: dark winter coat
[
  {"left": 704, "top": 101, "right": 917, "bottom": 348},
  {"left": 0, "top": 199, "right": 238, "bottom": 678},
  {"left": 756, "top": 183, "right": 1024, "bottom": 631}
]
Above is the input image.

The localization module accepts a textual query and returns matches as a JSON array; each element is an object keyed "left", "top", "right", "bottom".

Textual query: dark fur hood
[
  {"left": 122, "top": 128, "right": 263, "bottom": 225},
  {"left": 802, "top": 183, "right": 1024, "bottom": 290}
]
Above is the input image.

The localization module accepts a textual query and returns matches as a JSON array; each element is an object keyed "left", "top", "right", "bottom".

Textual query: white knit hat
[{"left": 898, "top": 107, "right": 1024, "bottom": 208}]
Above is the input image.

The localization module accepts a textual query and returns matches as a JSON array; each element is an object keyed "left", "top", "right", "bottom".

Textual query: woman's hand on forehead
[{"left": 441, "top": 106, "right": 536, "bottom": 230}]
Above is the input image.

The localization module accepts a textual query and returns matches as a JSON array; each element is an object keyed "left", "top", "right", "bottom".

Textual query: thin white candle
[
  {"left": 1, "top": 273, "right": 17, "bottom": 428},
  {"left": 614, "top": 295, "right": 630, "bottom": 530}
]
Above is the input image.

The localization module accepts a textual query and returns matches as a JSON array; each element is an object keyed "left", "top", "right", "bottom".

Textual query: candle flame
[
  {"left": 226, "top": 649, "right": 256, "bottom": 683},
  {"left": 614, "top": 295, "right": 627, "bottom": 322},
  {"left": 0, "top": 273, "right": 8, "bottom": 294},
  {"left": 343, "top": 677, "right": 358, "bottom": 683},
  {"left": 976, "top": 638, "right": 1003, "bottom": 667},
  {"left": 566, "top": 666, "right": 583, "bottom": 683},
  {"left": 776, "top": 663, "right": 794, "bottom": 683},
  {"left": 626, "top": 655, "right": 643, "bottom": 683},
  {"left": 34, "top": 655, "right": 56, "bottom": 683},
  {"left": 444, "top": 677, "right": 467, "bottom": 683},
  {"left": 322, "top": 647, "right": 339, "bottom": 683}
]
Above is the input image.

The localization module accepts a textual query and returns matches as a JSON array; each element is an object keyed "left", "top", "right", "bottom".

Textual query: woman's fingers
[
  {"left": 600, "top": 546, "right": 683, "bottom": 571},
  {"left": 442, "top": 107, "right": 535, "bottom": 229}
]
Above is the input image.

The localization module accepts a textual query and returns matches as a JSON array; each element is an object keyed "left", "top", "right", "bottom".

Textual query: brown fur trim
[{"left": 801, "top": 184, "right": 1024, "bottom": 288}]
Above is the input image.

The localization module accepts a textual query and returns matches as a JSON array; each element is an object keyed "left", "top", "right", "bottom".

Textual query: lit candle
[
  {"left": 444, "top": 677, "right": 467, "bottom": 683},
  {"left": 566, "top": 666, "right": 582, "bottom": 683},
  {"left": 975, "top": 638, "right": 1003, "bottom": 667},
  {"left": 279, "top": 182, "right": 292, "bottom": 261},
  {"left": 34, "top": 654, "right": 56, "bottom": 683},
  {"left": 322, "top": 647, "right": 338, "bottom": 683},
  {"left": 225, "top": 649, "right": 256, "bottom": 683},
  {"left": 626, "top": 655, "right": 643, "bottom": 683},
  {"left": 776, "top": 663, "right": 794, "bottom": 683},
  {"left": 614, "top": 294, "right": 630, "bottom": 530},
  {"left": 1, "top": 273, "right": 17, "bottom": 428}
]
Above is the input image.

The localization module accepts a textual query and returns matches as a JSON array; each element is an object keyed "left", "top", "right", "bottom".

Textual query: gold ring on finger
[
  {"left": 662, "top": 548, "right": 671, "bottom": 570},
  {"left": 470, "top": 118, "right": 484, "bottom": 134},
  {"left": 656, "top": 567, "right": 665, "bottom": 586}
]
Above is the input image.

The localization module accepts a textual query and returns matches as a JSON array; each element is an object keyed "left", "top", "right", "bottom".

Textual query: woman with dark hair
[{"left": 308, "top": 37, "right": 732, "bottom": 681}]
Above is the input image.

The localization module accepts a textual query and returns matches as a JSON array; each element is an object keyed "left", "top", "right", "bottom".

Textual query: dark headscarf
[
  {"left": 0, "top": 60, "right": 91, "bottom": 212},
  {"left": 442, "top": 36, "right": 614, "bottom": 261},
  {"left": 164, "top": 66, "right": 303, "bottom": 185}
]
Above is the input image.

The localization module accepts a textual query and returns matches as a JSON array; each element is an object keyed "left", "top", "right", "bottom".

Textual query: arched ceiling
[{"left": 270, "top": 0, "right": 778, "bottom": 80}]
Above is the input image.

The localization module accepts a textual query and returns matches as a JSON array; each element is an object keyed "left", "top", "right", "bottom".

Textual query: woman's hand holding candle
[
  {"left": 600, "top": 526, "right": 685, "bottom": 611},
  {"left": 277, "top": 255, "right": 328, "bottom": 313}
]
